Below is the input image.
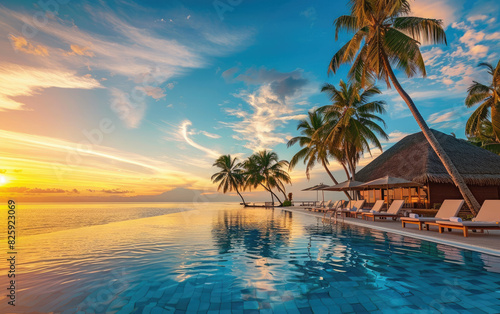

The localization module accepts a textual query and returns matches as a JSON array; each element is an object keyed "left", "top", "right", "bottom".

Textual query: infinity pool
[{"left": 1, "top": 203, "right": 500, "bottom": 313}]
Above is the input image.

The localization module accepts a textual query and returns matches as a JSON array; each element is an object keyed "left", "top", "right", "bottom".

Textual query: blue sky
[{"left": 0, "top": 0, "right": 499, "bottom": 201}]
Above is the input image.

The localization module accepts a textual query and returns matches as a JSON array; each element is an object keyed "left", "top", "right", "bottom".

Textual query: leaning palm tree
[
  {"left": 465, "top": 60, "right": 500, "bottom": 144},
  {"left": 287, "top": 111, "right": 353, "bottom": 200},
  {"left": 329, "top": 0, "right": 481, "bottom": 214},
  {"left": 243, "top": 151, "right": 291, "bottom": 205},
  {"left": 211, "top": 155, "right": 247, "bottom": 205},
  {"left": 319, "top": 80, "right": 388, "bottom": 181}
]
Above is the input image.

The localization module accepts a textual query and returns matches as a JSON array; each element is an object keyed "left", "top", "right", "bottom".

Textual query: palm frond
[
  {"left": 334, "top": 15, "right": 359, "bottom": 40},
  {"left": 393, "top": 16, "right": 447, "bottom": 45}
]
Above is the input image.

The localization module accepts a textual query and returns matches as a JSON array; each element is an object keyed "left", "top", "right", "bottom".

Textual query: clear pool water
[{"left": 1, "top": 203, "right": 500, "bottom": 313}]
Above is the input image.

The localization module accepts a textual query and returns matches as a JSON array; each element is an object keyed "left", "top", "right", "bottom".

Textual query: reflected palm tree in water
[{"left": 211, "top": 208, "right": 293, "bottom": 258}]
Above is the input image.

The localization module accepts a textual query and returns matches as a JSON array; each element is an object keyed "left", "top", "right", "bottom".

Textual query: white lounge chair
[
  {"left": 325, "top": 200, "right": 345, "bottom": 219},
  {"left": 313, "top": 200, "right": 333, "bottom": 212},
  {"left": 306, "top": 200, "right": 324, "bottom": 211},
  {"left": 354, "top": 200, "right": 385, "bottom": 218},
  {"left": 362, "top": 200, "right": 405, "bottom": 221},
  {"left": 436, "top": 200, "right": 500, "bottom": 237},
  {"left": 401, "top": 199, "right": 464, "bottom": 230},
  {"left": 338, "top": 200, "right": 365, "bottom": 218}
]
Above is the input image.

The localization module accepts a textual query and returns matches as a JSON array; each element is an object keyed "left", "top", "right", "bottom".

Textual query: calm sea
[{"left": 0, "top": 202, "right": 204, "bottom": 238}]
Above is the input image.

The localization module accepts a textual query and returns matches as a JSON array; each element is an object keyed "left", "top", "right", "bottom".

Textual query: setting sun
[{"left": 0, "top": 176, "right": 7, "bottom": 185}]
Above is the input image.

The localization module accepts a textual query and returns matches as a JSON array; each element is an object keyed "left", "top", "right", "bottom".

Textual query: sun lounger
[
  {"left": 336, "top": 200, "right": 354, "bottom": 212},
  {"left": 330, "top": 200, "right": 354, "bottom": 219},
  {"left": 401, "top": 199, "right": 464, "bottom": 230},
  {"left": 324, "top": 200, "right": 345, "bottom": 219},
  {"left": 338, "top": 200, "right": 365, "bottom": 218},
  {"left": 306, "top": 200, "right": 324, "bottom": 211},
  {"left": 348, "top": 200, "right": 366, "bottom": 217},
  {"left": 354, "top": 200, "right": 385, "bottom": 218},
  {"left": 362, "top": 200, "right": 405, "bottom": 221},
  {"left": 313, "top": 200, "right": 333, "bottom": 212},
  {"left": 436, "top": 200, "right": 500, "bottom": 237}
]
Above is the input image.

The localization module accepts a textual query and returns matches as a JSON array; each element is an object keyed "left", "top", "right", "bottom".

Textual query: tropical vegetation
[
  {"left": 212, "top": 1, "right": 498, "bottom": 217},
  {"left": 211, "top": 155, "right": 247, "bottom": 205},
  {"left": 211, "top": 151, "right": 291, "bottom": 206},
  {"left": 328, "top": 0, "right": 481, "bottom": 214},
  {"left": 287, "top": 80, "right": 387, "bottom": 200},
  {"left": 465, "top": 60, "right": 500, "bottom": 154}
]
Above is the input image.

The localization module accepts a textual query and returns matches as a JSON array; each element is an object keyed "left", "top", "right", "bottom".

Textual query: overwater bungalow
[{"left": 355, "top": 130, "right": 500, "bottom": 209}]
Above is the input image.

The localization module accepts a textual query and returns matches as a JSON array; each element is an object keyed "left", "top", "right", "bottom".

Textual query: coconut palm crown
[
  {"left": 465, "top": 60, "right": 500, "bottom": 146},
  {"left": 211, "top": 155, "right": 246, "bottom": 205}
]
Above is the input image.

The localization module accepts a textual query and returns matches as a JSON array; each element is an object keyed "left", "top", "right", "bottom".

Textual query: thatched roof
[{"left": 355, "top": 130, "right": 500, "bottom": 186}]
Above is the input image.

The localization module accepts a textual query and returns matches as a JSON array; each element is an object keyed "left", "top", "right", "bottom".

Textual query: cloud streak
[
  {"left": 0, "top": 63, "right": 101, "bottom": 111},
  {"left": 221, "top": 67, "right": 310, "bottom": 152},
  {"left": 179, "top": 120, "right": 221, "bottom": 158},
  {"left": 0, "top": 4, "right": 252, "bottom": 126}
]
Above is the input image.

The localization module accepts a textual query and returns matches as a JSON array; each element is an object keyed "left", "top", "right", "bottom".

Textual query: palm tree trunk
[
  {"left": 260, "top": 183, "right": 283, "bottom": 205},
  {"left": 492, "top": 104, "right": 500, "bottom": 142},
  {"left": 344, "top": 146, "right": 357, "bottom": 180},
  {"left": 234, "top": 186, "right": 246, "bottom": 206},
  {"left": 321, "top": 158, "right": 352, "bottom": 200},
  {"left": 382, "top": 54, "right": 481, "bottom": 215},
  {"left": 341, "top": 163, "right": 351, "bottom": 179},
  {"left": 276, "top": 185, "right": 288, "bottom": 201},
  {"left": 344, "top": 146, "right": 361, "bottom": 200}
]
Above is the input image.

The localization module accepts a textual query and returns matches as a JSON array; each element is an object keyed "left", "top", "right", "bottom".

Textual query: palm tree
[
  {"left": 467, "top": 121, "right": 500, "bottom": 154},
  {"left": 319, "top": 80, "right": 388, "bottom": 180},
  {"left": 329, "top": 0, "right": 481, "bottom": 214},
  {"left": 287, "top": 110, "right": 353, "bottom": 200},
  {"left": 211, "top": 155, "right": 247, "bottom": 205},
  {"left": 243, "top": 151, "right": 291, "bottom": 205},
  {"left": 465, "top": 60, "right": 500, "bottom": 146}
]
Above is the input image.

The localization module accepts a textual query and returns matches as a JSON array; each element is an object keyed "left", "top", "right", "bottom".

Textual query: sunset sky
[{"left": 0, "top": 0, "right": 499, "bottom": 202}]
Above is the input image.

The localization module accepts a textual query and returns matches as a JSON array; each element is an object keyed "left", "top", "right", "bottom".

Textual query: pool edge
[{"left": 283, "top": 207, "right": 500, "bottom": 258}]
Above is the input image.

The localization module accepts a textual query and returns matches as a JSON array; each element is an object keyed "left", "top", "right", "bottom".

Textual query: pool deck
[{"left": 284, "top": 206, "right": 500, "bottom": 257}]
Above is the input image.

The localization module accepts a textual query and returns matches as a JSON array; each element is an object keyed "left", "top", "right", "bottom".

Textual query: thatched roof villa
[{"left": 355, "top": 130, "right": 500, "bottom": 210}]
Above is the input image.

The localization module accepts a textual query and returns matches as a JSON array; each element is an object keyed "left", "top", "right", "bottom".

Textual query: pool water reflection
[{"left": 1, "top": 203, "right": 499, "bottom": 313}]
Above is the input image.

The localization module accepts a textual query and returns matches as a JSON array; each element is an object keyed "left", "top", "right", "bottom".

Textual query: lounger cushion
[
  {"left": 370, "top": 200, "right": 385, "bottom": 213},
  {"left": 438, "top": 221, "right": 500, "bottom": 227},
  {"left": 435, "top": 200, "right": 464, "bottom": 219},
  {"left": 401, "top": 217, "right": 447, "bottom": 222},
  {"left": 474, "top": 200, "right": 500, "bottom": 222},
  {"left": 369, "top": 212, "right": 399, "bottom": 216}
]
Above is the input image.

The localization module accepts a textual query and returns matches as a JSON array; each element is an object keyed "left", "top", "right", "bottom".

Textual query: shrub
[
  {"left": 433, "top": 203, "right": 442, "bottom": 210},
  {"left": 282, "top": 200, "right": 292, "bottom": 207}
]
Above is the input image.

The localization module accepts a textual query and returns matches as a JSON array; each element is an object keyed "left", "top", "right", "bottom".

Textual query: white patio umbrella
[
  {"left": 321, "top": 179, "right": 365, "bottom": 200},
  {"left": 302, "top": 183, "right": 330, "bottom": 204}
]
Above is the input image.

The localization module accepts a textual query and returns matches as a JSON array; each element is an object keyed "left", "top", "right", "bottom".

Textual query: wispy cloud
[
  {"left": 8, "top": 35, "right": 49, "bottom": 56},
  {"left": 300, "top": 7, "right": 317, "bottom": 20},
  {"left": 384, "top": 131, "right": 412, "bottom": 144},
  {"left": 427, "top": 106, "right": 474, "bottom": 130},
  {"left": 65, "top": 44, "right": 95, "bottom": 57},
  {"left": 221, "top": 67, "right": 310, "bottom": 152},
  {"left": 0, "top": 4, "right": 252, "bottom": 126},
  {"left": 178, "top": 120, "right": 221, "bottom": 158},
  {"left": 410, "top": 0, "right": 461, "bottom": 28},
  {"left": 0, "top": 63, "right": 101, "bottom": 111},
  {"left": 416, "top": 15, "right": 499, "bottom": 96},
  {"left": 109, "top": 88, "right": 147, "bottom": 129},
  {"left": 388, "top": 102, "right": 412, "bottom": 119},
  {"left": 201, "top": 131, "right": 221, "bottom": 139}
]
